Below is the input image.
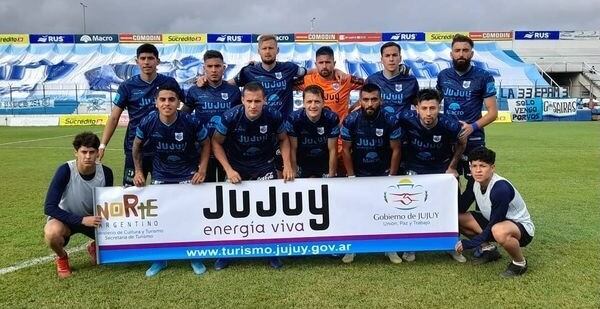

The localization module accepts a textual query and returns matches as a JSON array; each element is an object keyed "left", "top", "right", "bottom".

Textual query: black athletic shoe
[
  {"left": 472, "top": 248, "right": 501, "bottom": 265},
  {"left": 501, "top": 261, "right": 528, "bottom": 277}
]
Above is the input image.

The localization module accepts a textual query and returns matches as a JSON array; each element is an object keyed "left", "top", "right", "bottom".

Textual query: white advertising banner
[
  {"left": 542, "top": 98, "right": 578, "bottom": 117},
  {"left": 95, "top": 175, "right": 458, "bottom": 263}
]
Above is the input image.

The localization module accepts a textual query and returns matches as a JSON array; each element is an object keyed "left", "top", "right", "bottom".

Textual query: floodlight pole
[{"left": 80, "top": 2, "right": 88, "bottom": 33}]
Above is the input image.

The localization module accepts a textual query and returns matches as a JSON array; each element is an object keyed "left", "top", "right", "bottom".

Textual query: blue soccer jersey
[
  {"left": 436, "top": 66, "right": 496, "bottom": 147},
  {"left": 114, "top": 74, "right": 184, "bottom": 153},
  {"left": 136, "top": 111, "right": 208, "bottom": 182},
  {"left": 285, "top": 108, "right": 340, "bottom": 175},
  {"left": 213, "top": 105, "right": 285, "bottom": 174},
  {"left": 366, "top": 70, "right": 419, "bottom": 114},
  {"left": 234, "top": 62, "right": 304, "bottom": 118},
  {"left": 398, "top": 110, "right": 462, "bottom": 173},
  {"left": 340, "top": 109, "right": 401, "bottom": 177},
  {"left": 184, "top": 82, "right": 241, "bottom": 133}
]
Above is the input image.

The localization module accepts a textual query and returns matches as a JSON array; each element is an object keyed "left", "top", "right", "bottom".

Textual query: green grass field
[{"left": 0, "top": 122, "right": 598, "bottom": 308}]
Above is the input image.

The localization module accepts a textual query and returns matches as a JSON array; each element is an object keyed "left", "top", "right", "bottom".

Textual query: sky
[{"left": 0, "top": 0, "right": 598, "bottom": 34}]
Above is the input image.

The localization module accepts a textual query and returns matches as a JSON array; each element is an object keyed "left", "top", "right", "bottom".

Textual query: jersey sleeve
[
  {"left": 233, "top": 65, "right": 250, "bottom": 87},
  {"left": 214, "top": 109, "right": 233, "bottom": 136},
  {"left": 388, "top": 116, "right": 402, "bottom": 141},
  {"left": 197, "top": 122, "right": 209, "bottom": 143},
  {"left": 135, "top": 114, "right": 151, "bottom": 141},
  {"left": 44, "top": 164, "right": 83, "bottom": 226},
  {"left": 328, "top": 113, "right": 341, "bottom": 138},
  {"left": 285, "top": 114, "right": 298, "bottom": 137},
  {"left": 113, "top": 83, "right": 129, "bottom": 109},
  {"left": 340, "top": 114, "right": 355, "bottom": 142},
  {"left": 461, "top": 180, "right": 514, "bottom": 249},
  {"left": 230, "top": 88, "right": 242, "bottom": 107},
  {"left": 442, "top": 114, "right": 463, "bottom": 141},
  {"left": 184, "top": 87, "right": 199, "bottom": 109},
  {"left": 483, "top": 72, "right": 497, "bottom": 98},
  {"left": 273, "top": 111, "right": 285, "bottom": 134}
]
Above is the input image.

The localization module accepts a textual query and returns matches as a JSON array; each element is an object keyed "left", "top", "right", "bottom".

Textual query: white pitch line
[
  {"left": 0, "top": 244, "right": 87, "bottom": 276},
  {"left": 0, "top": 131, "right": 102, "bottom": 146}
]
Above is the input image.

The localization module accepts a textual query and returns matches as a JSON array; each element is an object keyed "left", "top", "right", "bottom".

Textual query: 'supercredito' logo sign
[{"left": 383, "top": 178, "right": 428, "bottom": 210}]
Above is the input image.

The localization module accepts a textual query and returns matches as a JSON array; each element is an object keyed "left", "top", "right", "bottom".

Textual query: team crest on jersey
[
  {"left": 376, "top": 128, "right": 384, "bottom": 137},
  {"left": 433, "top": 135, "right": 441, "bottom": 143},
  {"left": 221, "top": 93, "right": 229, "bottom": 100},
  {"left": 260, "top": 125, "right": 268, "bottom": 133},
  {"left": 317, "top": 127, "right": 325, "bottom": 135},
  {"left": 332, "top": 83, "right": 340, "bottom": 91},
  {"left": 395, "top": 84, "right": 402, "bottom": 92},
  {"left": 175, "top": 132, "right": 184, "bottom": 141},
  {"left": 275, "top": 72, "right": 283, "bottom": 80},
  {"left": 462, "top": 81, "right": 471, "bottom": 89}
]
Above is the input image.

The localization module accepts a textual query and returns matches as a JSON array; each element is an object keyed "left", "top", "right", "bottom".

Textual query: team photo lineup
[{"left": 43, "top": 33, "right": 535, "bottom": 280}]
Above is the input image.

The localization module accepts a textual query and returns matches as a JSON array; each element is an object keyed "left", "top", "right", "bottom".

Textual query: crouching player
[
  {"left": 133, "top": 85, "right": 211, "bottom": 277},
  {"left": 44, "top": 132, "right": 113, "bottom": 278},
  {"left": 455, "top": 147, "right": 534, "bottom": 277}
]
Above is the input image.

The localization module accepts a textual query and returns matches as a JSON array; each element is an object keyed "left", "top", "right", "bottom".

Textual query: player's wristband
[
  {"left": 470, "top": 122, "right": 479, "bottom": 131},
  {"left": 99, "top": 143, "right": 106, "bottom": 150}
]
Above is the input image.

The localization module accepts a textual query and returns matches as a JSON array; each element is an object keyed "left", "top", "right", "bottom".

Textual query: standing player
[
  {"left": 133, "top": 85, "right": 211, "bottom": 277},
  {"left": 44, "top": 132, "right": 113, "bottom": 278},
  {"left": 366, "top": 42, "right": 419, "bottom": 114},
  {"left": 455, "top": 147, "right": 534, "bottom": 277},
  {"left": 436, "top": 34, "right": 498, "bottom": 214},
  {"left": 183, "top": 50, "right": 241, "bottom": 182},
  {"left": 396, "top": 88, "right": 467, "bottom": 263},
  {"left": 286, "top": 85, "right": 340, "bottom": 178},
  {"left": 340, "top": 83, "right": 402, "bottom": 264},
  {"left": 99, "top": 43, "right": 184, "bottom": 185},
  {"left": 212, "top": 81, "right": 293, "bottom": 270}
]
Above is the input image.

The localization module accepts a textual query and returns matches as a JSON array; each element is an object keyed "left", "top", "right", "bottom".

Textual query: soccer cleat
[
  {"left": 145, "top": 261, "right": 167, "bottom": 277},
  {"left": 472, "top": 248, "right": 501, "bottom": 265},
  {"left": 342, "top": 253, "right": 356, "bottom": 264},
  {"left": 501, "top": 261, "right": 528, "bottom": 278},
  {"left": 386, "top": 252, "right": 403, "bottom": 264},
  {"left": 87, "top": 241, "right": 97, "bottom": 266},
  {"left": 449, "top": 251, "right": 467, "bottom": 263},
  {"left": 55, "top": 255, "right": 72, "bottom": 279},
  {"left": 214, "top": 258, "right": 230, "bottom": 271},
  {"left": 402, "top": 252, "right": 416, "bottom": 262},
  {"left": 190, "top": 261, "right": 206, "bottom": 275},
  {"left": 473, "top": 246, "right": 483, "bottom": 258},
  {"left": 268, "top": 257, "right": 284, "bottom": 269}
]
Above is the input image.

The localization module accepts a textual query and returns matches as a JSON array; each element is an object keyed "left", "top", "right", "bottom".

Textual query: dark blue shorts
[{"left": 123, "top": 152, "right": 153, "bottom": 186}]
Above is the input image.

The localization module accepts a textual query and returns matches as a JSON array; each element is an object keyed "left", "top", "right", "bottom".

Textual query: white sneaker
[
  {"left": 385, "top": 252, "right": 402, "bottom": 264},
  {"left": 402, "top": 252, "right": 416, "bottom": 262},
  {"left": 449, "top": 251, "right": 467, "bottom": 263},
  {"left": 342, "top": 253, "right": 356, "bottom": 264}
]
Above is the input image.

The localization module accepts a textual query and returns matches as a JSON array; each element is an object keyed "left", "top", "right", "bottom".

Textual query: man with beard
[
  {"left": 183, "top": 50, "right": 241, "bottom": 182},
  {"left": 98, "top": 43, "right": 184, "bottom": 185},
  {"left": 396, "top": 88, "right": 467, "bottom": 263},
  {"left": 295, "top": 46, "right": 363, "bottom": 176},
  {"left": 340, "top": 83, "right": 402, "bottom": 264},
  {"left": 366, "top": 42, "right": 419, "bottom": 115},
  {"left": 436, "top": 34, "right": 498, "bottom": 211}
]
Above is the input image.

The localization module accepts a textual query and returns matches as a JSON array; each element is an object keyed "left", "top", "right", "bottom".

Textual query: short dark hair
[
  {"left": 417, "top": 89, "right": 441, "bottom": 104},
  {"left": 451, "top": 34, "right": 474, "bottom": 48},
  {"left": 155, "top": 84, "right": 181, "bottom": 101},
  {"left": 203, "top": 50, "right": 224, "bottom": 62},
  {"left": 468, "top": 147, "right": 496, "bottom": 165},
  {"left": 316, "top": 46, "right": 334, "bottom": 58},
  {"left": 380, "top": 42, "right": 401, "bottom": 55},
  {"left": 303, "top": 85, "right": 324, "bottom": 100},
  {"left": 243, "top": 81, "right": 265, "bottom": 97},
  {"left": 136, "top": 43, "right": 159, "bottom": 58},
  {"left": 360, "top": 83, "right": 381, "bottom": 97},
  {"left": 73, "top": 132, "right": 100, "bottom": 150}
]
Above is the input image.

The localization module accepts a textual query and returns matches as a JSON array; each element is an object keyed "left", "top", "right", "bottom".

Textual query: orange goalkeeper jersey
[{"left": 298, "top": 72, "right": 363, "bottom": 122}]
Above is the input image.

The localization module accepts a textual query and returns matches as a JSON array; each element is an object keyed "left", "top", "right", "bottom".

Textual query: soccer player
[
  {"left": 286, "top": 85, "right": 340, "bottom": 178},
  {"left": 212, "top": 81, "right": 293, "bottom": 270},
  {"left": 296, "top": 46, "right": 364, "bottom": 122},
  {"left": 98, "top": 43, "right": 184, "bottom": 185},
  {"left": 396, "top": 88, "right": 467, "bottom": 263},
  {"left": 436, "top": 34, "right": 498, "bottom": 214},
  {"left": 340, "top": 83, "right": 402, "bottom": 264},
  {"left": 183, "top": 50, "right": 241, "bottom": 182},
  {"left": 366, "top": 42, "right": 419, "bottom": 114},
  {"left": 133, "top": 85, "right": 211, "bottom": 277},
  {"left": 43, "top": 132, "right": 113, "bottom": 278},
  {"left": 455, "top": 147, "right": 534, "bottom": 277}
]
